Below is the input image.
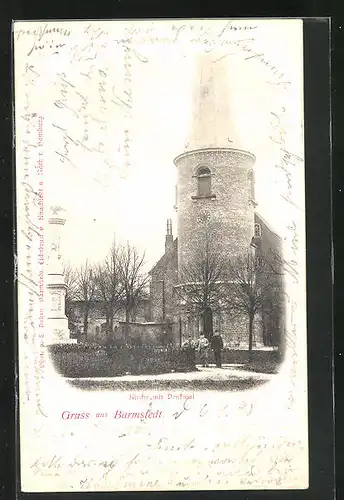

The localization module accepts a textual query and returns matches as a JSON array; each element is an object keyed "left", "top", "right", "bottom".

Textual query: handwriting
[
  {"left": 169, "top": 398, "right": 254, "bottom": 421},
  {"left": 15, "top": 24, "right": 71, "bottom": 43},
  {"left": 48, "top": 44, "right": 146, "bottom": 183},
  {"left": 172, "top": 398, "right": 191, "bottom": 419},
  {"left": 15, "top": 19, "right": 307, "bottom": 493},
  {"left": 285, "top": 300, "right": 298, "bottom": 409},
  {"left": 268, "top": 85, "right": 303, "bottom": 413},
  {"left": 268, "top": 248, "right": 299, "bottom": 284},
  {"left": 28, "top": 435, "right": 306, "bottom": 489},
  {"left": 68, "top": 21, "right": 287, "bottom": 85},
  {"left": 14, "top": 23, "right": 71, "bottom": 57},
  {"left": 271, "top": 108, "right": 303, "bottom": 209}
]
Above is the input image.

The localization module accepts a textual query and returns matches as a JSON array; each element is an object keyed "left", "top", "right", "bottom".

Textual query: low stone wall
[
  {"left": 116, "top": 322, "right": 173, "bottom": 345},
  {"left": 84, "top": 322, "right": 173, "bottom": 346},
  {"left": 203, "top": 348, "right": 280, "bottom": 365}
]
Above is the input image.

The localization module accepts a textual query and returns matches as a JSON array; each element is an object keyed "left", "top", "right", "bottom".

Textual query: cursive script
[{"left": 28, "top": 435, "right": 306, "bottom": 490}]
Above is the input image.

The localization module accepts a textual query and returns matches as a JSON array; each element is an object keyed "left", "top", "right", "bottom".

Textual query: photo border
[{"left": 3, "top": 15, "right": 334, "bottom": 500}]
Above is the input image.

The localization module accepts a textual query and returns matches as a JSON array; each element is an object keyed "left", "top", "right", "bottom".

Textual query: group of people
[{"left": 182, "top": 331, "right": 224, "bottom": 368}]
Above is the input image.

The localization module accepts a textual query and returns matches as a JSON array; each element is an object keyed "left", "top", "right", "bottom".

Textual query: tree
[
  {"left": 225, "top": 252, "right": 277, "bottom": 361},
  {"left": 117, "top": 243, "right": 149, "bottom": 339},
  {"left": 174, "top": 230, "right": 227, "bottom": 339},
  {"left": 74, "top": 260, "right": 97, "bottom": 338},
  {"left": 94, "top": 241, "right": 124, "bottom": 341},
  {"left": 63, "top": 262, "right": 78, "bottom": 330}
]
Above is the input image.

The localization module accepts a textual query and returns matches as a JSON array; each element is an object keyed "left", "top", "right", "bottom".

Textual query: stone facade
[
  {"left": 149, "top": 231, "right": 180, "bottom": 344},
  {"left": 68, "top": 299, "right": 151, "bottom": 342},
  {"left": 148, "top": 51, "right": 284, "bottom": 349},
  {"left": 148, "top": 216, "right": 282, "bottom": 348},
  {"left": 253, "top": 213, "right": 285, "bottom": 350},
  {"left": 174, "top": 148, "right": 255, "bottom": 274},
  {"left": 173, "top": 299, "right": 264, "bottom": 347}
]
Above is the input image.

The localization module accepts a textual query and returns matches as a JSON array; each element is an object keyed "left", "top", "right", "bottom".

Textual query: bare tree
[
  {"left": 174, "top": 231, "right": 227, "bottom": 339},
  {"left": 117, "top": 243, "right": 150, "bottom": 339},
  {"left": 94, "top": 241, "right": 124, "bottom": 341},
  {"left": 63, "top": 262, "right": 78, "bottom": 317},
  {"left": 63, "top": 261, "right": 81, "bottom": 334},
  {"left": 225, "top": 252, "right": 278, "bottom": 360},
  {"left": 74, "top": 260, "right": 97, "bottom": 338}
]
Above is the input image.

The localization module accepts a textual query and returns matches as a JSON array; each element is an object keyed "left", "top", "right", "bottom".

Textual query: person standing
[
  {"left": 211, "top": 330, "right": 224, "bottom": 368},
  {"left": 182, "top": 335, "right": 196, "bottom": 367},
  {"left": 197, "top": 333, "right": 210, "bottom": 367}
]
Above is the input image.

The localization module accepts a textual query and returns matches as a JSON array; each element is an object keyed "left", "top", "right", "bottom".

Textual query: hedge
[{"left": 48, "top": 344, "right": 196, "bottom": 378}]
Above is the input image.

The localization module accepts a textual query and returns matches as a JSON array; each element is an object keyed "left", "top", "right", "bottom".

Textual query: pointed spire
[
  {"left": 165, "top": 218, "right": 173, "bottom": 253},
  {"left": 186, "top": 51, "right": 243, "bottom": 151}
]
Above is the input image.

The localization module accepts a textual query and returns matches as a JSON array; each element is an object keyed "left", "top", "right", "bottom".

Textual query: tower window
[
  {"left": 197, "top": 167, "right": 211, "bottom": 197},
  {"left": 254, "top": 223, "right": 262, "bottom": 238}
]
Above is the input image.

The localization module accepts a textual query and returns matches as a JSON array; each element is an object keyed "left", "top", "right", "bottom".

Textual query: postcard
[{"left": 14, "top": 18, "right": 308, "bottom": 492}]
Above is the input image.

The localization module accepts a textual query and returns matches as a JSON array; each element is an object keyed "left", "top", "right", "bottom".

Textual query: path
[{"left": 66, "top": 364, "right": 275, "bottom": 392}]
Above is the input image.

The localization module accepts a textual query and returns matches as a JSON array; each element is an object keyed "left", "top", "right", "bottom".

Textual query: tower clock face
[{"left": 197, "top": 211, "right": 211, "bottom": 224}]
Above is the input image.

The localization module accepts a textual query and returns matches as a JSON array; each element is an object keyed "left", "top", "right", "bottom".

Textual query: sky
[
  {"left": 17, "top": 19, "right": 305, "bottom": 271},
  {"left": 14, "top": 21, "right": 309, "bottom": 491}
]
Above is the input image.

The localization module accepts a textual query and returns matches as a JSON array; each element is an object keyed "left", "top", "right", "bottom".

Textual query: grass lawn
[
  {"left": 67, "top": 363, "right": 276, "bottom": 392},
  {"left": 231, "top": 361, "right": 281, "bottom": 375}
]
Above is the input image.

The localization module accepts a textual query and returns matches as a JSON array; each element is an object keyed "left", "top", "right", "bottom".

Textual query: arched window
[
  {"left": 254, "top": 223, "right": 262, "bottom": 238},
  {"left": 197, "top": 167, "right": 211, "bottom": 197}
]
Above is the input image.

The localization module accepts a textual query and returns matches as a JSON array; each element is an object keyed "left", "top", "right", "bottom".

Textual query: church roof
[
  {"left": 149, "top": 238, "right": 178, "bottom": 276},
  {"left": 255, "top": 212, "right": 282, "bottom": 241}
]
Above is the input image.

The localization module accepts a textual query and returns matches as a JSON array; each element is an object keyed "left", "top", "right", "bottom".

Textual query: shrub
[{"left": 47, "top": 344, "right": 196, "bottom": 378}]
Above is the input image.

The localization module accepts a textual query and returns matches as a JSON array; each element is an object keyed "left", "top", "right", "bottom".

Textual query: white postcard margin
[{"left": 14, "top": 19, "right": 308, "bottom": 492}]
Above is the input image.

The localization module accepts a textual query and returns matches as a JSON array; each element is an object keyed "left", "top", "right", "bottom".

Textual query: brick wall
[
  {"left": 147, "top": 151, "right": 285, "bottom": 351},
  {"left": 116, "top": 322, "right": 173, "bottom": 345},
  {"left": 255, "top": 214, "right": 285, "bottom": 350},
  {"left": 149, "top": 241, "right": 178, "bottom": 323},
  {"left": 85, "top": 321, "right": 173, "bottom": 346},
  {"left": 218, "top": 311, "right": 263, "bottom": 347},
  {"left": 178, "top": 309, "right": 263, "bottom": 347}
]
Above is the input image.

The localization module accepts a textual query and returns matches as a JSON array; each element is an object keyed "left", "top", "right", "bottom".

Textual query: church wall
[
  {"left": 146, "top": 51, "right": 286, "bottom": 352},
  {"left": 147, "top": 215, "right": 284, "bottom": 350},
  {"left": 255, "top": 214, "right": 285, "bottom": 350},
  {"left": 149, "top": 244, "right": 178, "bottom": 323},
  {"left": 218, "top": 311, "right": 263, "bottom": 348},
  {"left": 177, "top": 309, "right": 264, "bottom": 348}
]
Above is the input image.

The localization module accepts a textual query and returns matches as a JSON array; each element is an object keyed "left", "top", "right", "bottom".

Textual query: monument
[{"left": 46, "top": 206, "right": 76, "bottom": 344}]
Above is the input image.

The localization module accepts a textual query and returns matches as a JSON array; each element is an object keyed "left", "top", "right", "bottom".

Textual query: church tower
[{"left": 174, "top": 51, "right": 256, "bottom": 275}]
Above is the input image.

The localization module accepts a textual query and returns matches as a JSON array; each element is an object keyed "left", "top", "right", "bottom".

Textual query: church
[{"left": 149, "top": 51, "right": 284, "bottom": 350}]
